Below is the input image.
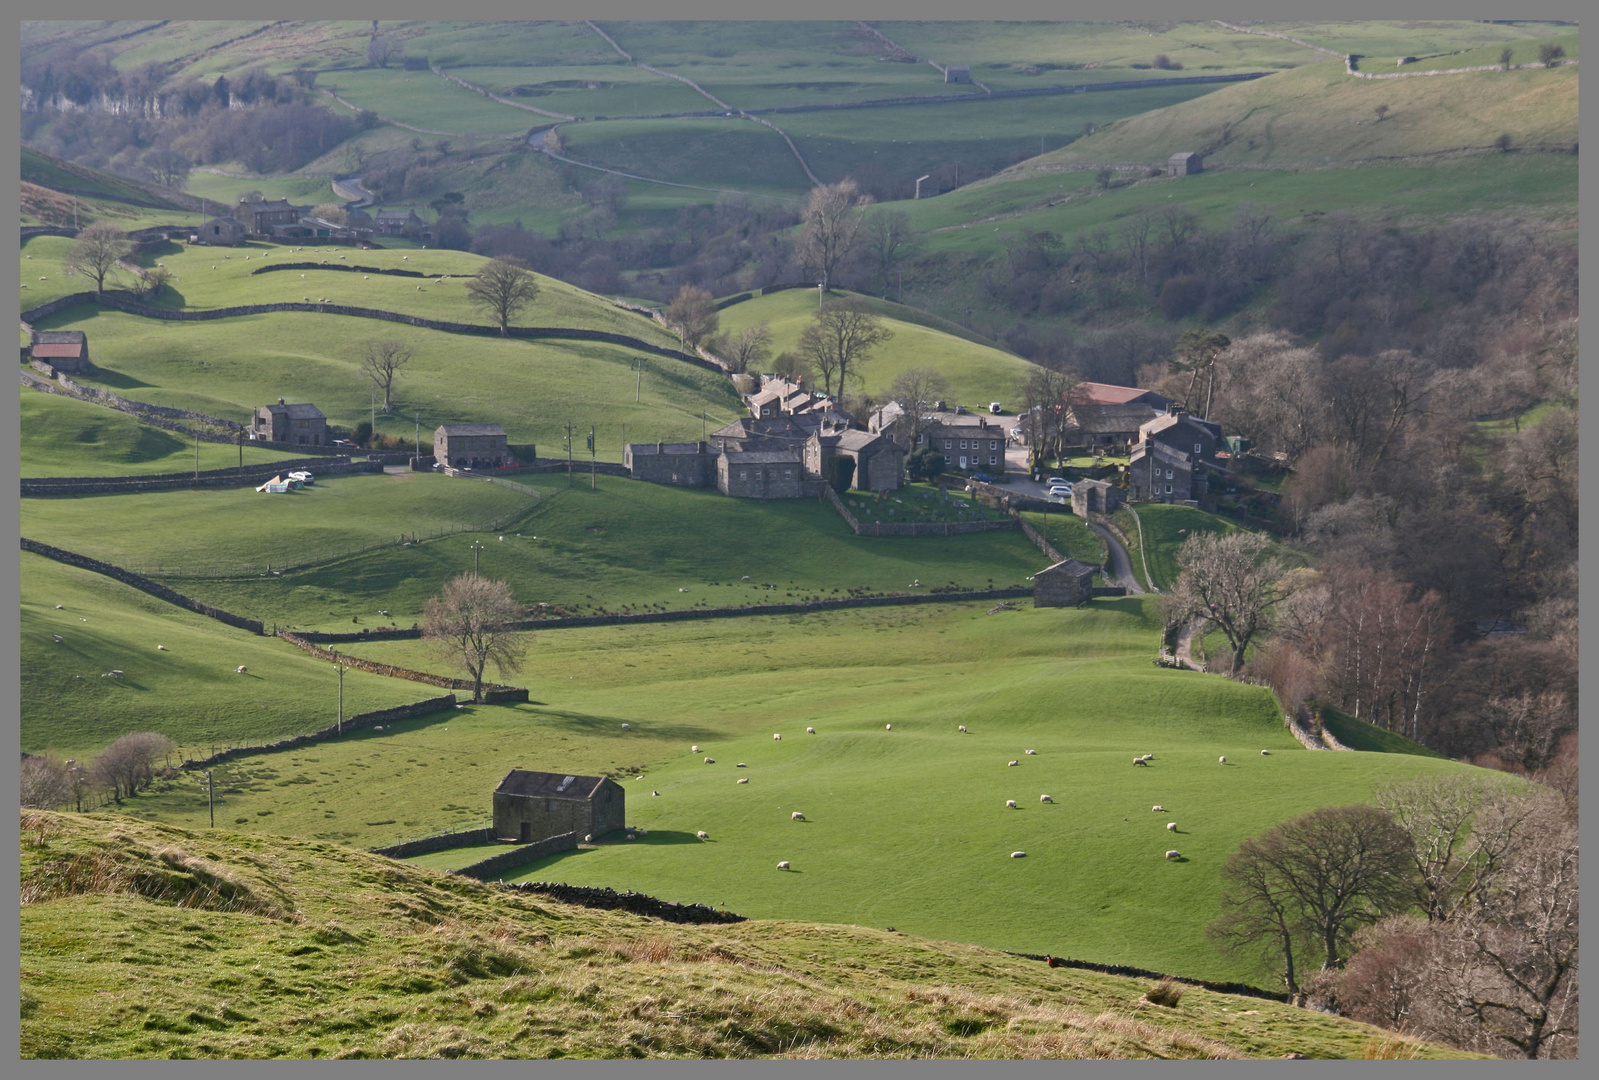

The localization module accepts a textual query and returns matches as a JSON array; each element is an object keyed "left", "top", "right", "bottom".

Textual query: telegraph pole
[
  {"left": 336, "top": 660, "right": 347, "bottom": 734},
  {"left": 588, "top": 424, "right": 596, "bottom": 490},
  {"left": 469, "top": 540, "right": 484, "bottom": 575},
  {"left": 195, "top": 432, "right": 200, "bottom": 479},
  {"left": 206, "top": 770, "right": 214, "bottom": 827},
  {"left": 635, "top": 358, "right": 644, "bottom": 403},
  {"left": 414, "top": 414, "right": 421, "bottom": 459},
  {"left": 564, "top": 421, "right": 574, "bottom": 486}
]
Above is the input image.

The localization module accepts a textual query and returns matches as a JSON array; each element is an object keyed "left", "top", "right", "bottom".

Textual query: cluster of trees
[
  {"left": 1212, "top": 774, "right": 1576, "bottom": 1058},
  {"left": 21, "top": 732, "right": 177, "bottom": 811}
]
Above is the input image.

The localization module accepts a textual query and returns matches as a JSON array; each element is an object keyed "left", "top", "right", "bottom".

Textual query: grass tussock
[
  {"left": 1143, "top": 977, "right": 1187, "bottom": 1008},
  {"left": 1362, "top": 1034, "right": 1428, "bottom": 1059}
]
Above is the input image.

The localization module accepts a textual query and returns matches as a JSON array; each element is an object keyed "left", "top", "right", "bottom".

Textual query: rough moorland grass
[
  {"left": 715, "top": 288, "right": 1038, "bottom": 408},
  {"left": 998, "top": 59, "right": 1577, "bottom": 169},
  {"left": 19, "top": 812, "right": 1476, "bottom": 1059},
  {"left": 21, "top": 470, "right": 537, "bottom": 578},
  {"left": 28, "top": 472, "right": 1047, "bottom": 629},
  {"left": 19, "top": 386, "right": 310, "bottom": 477},
  {"left": 19, "top": 553, "right": 435, "bottom": 759},
  {"left": 29, "top": 306, "right": 739, "bottom": 455},
  {"left": 111, "top": 598, "right": 1486, "bottom": 985},
  {"left": 21, "top": 146, "right": 193, "bottom": 211},
  {"left": 1362, "top": 32, "right": 1578, "bottom": 73},
  {"left": 21, "top": 182, "right": 184, "bottom": 232}
]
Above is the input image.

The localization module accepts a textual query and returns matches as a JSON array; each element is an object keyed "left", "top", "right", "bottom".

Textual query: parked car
[
  {"left": 1046, "top": 477, "right": 1068, "bottom": 487},
  {"left": 989, "top": 402, "right": 1004, "bottom": 414},
  {"left": 1048, "top": 484, "right": 1073, "bottom": 497},
  {"left": 972, "top": 472, "right": 994, "bottom": 484},
  {"left": 287, "top": 471, "right": 314, "bottom": 485}
]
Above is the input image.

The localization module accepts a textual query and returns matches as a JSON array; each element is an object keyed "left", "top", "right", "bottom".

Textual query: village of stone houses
[{"left": 19, "top": 19, "right": 1578, "bottom": 1062}]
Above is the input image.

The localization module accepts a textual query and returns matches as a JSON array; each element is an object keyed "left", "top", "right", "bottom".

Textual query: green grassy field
[
  {"left": 462, "top": 63, "right": 711, "bottom": 119},
  {"left": 105, "top": 597, "right": 1484, "bottom": 984},
  {"left": 19, "top": 553, "right": 436, "bottom": 760},
  {"left": 320, "top": 68, "right": 541, "bottom": 138},
  {"left": 19, "top": 387, "right": 310, "bottom": 477},
  {"left": 557, "top": 118, "right": 812, "bottom": 196},
  {"left": 21, "top": 146, "right": 194, "bottom": 211},
  {"left": 20, "top": 813, "right": 1475, "bottom": 1059},
  {"left": 26, "top": 305, "right": 736, "bottom": 456},
  {"left": 1115, "top": 505, "right": 1245, "bottom": 592},
  {"left": 1017, "top": 510, "right": 1107, "bottom": 566},
  {"left": 1318, "top": 708, "right": 1448, "bottom": 758},
  {"left": 1250, "top": 20, "right": 1573, "bottom": 59},
  {"left": 23, "top": 472, "right": 1047, "bottom": 628},
  {"left": 1363, "top": 32, "right": 1578, "bottom": 73},
  {"left": 716, "top": 288, "right": 1037, "bottom": 408},
  {"left": 180, "top": 172, "right": 341, "bottom": 213}
]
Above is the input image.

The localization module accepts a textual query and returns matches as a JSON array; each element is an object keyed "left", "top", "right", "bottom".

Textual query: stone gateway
[{"left": 493, "top": 770, "right": 625, "bottom": 843}]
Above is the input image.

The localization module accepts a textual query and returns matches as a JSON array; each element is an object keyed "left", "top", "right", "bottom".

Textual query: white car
[
  {"left": 1048, "top": 484, "right": 1073, "bottom": 498},
  {"left": 1045, "top": 477, "right": 1068, "bottom": 487}
]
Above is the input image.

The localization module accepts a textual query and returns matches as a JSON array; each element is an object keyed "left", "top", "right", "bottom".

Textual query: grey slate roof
[
  {"left": 722, "top": 448, "right": 802, "bottom": 464},
  {"left": 32, "top": 330, "right": 85, "bottom": 345},
  {"left": 630, "top": 442, "right": 706, "bottom": 455},
  {"left": 264, "top": 402, "right": 326, "bottom": 420},
  {"left": 437, "top": 423, "right": 506, "bottom": 437},
  {"left": 1070, "top": 402, "right": 1162, "bottom": 434},
  {"left": 495, "top": 769, "right": 608, "bottom": 800},
  {"left": 1036, "top": 557, "right": 1100, "bottom": 579}
]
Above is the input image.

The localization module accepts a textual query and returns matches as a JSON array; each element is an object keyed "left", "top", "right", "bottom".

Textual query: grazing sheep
[
  {"left": 958, "top": 725, "right": 967, "bottom": 732},
  {"left": 637, "top": 829, "right": 647, "bottom": 836},
  {"left": 885, "top": 724, "right": 893, "bottom": 731},
  {"left": 737, "top": 778, "right": 748, "bottom": 784},
  {"left": 1133, "top": 758, "right": 1149, "bottom": 767},
  {"left": 1167, "top": 822, "right": 1178, "bottom": 832},
  {"left": 54, "top": 605, "right": 62, "bottom": 610},
  {"left": 364, "top": 275, "right": 369, "bottom": 280},
  {"left": 1261, "top": 750, "right": 1271, "bottom": 756},
  {"left": 402, "top": 255, "right": 408, "bottom": 260},
  {"left": 1141, "top": 754, "right": 1153, "bottom": 762},
  {"left": 792, "top": 812, "right": 805, "bottom": 821},
  {"left": 773, "top": 733, "right": 782, "bottom": 740},
  {"left": 417, "top": 285, "right": 423, "bottom": 291},
  {"left": 1010, "top": 851, "right": 1026, "bottom": 858},
  {"left": 1166, "top": 850, "right": 1181, "bottom": 860},
  {"left": 106, "top": 670, "right": 124, "bottom": 677},
  {"left": 704, "top": 757, "right": 715, "bottom": 764},
  {"left": 652, "top": 790, "right": 660, "bottom": 796},
  {"left": 697, "top": 830, "right": 708, "bottom": 839},
  {"left": 235, "top": 666, "right": 247, "bottom": 674},
  {"left": 1025, "top": 749, "right": 1037, "bottom": 755},
  {"left": 584, "top": 834, "right": 593, "bottom": 843},
  {"left": 1219, "top": 756, "right": 1227, "bottom": 764},
  {"left": 52, "top": 634, "right": 63, "bottom": 643},
  {"left": 777, "top": 861, "right": 789, "bottom": 870},
  {"left": 736, "top": 762, "right": 747, "bottom": 768},
  {"left": 1005, "top": 800, "right": 1018, "bottom": 809},
  {"left": 626, "top": 834, "right": 636, "bottom": 841},
  {"left": 301, "top": 273, "right": 306, "bottom": 278},
  {"left": 157, "top": 645, "right": 166, "bottom": 651},
  {"left": 692, "top": 745, "right": 700, "bottom": 752},
  {"left": 621, "top": 722, "right": 631, "bottom": 730},
  {"left": 806, "top": 727, "right": 815, "bottom": 734},
  {"left": 741, "top": 575, "right": 750, "bottom": 580},
  {"left": 1040, "top": 794, "right": 1053, "bottom": 803},
  {"left": 1152, "top": 805, "right": 1164, "bottom": 813}
]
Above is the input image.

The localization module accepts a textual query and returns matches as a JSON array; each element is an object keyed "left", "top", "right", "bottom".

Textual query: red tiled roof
[
  {"left": 1070, "top": 382, "right": 1148, "bottom": 405},
  {"left": 32, "top": 344, "right": 83, "bottom": 358}
]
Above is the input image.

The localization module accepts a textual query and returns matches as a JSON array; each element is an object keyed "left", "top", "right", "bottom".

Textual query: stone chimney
[{"left": 278, "top": 397, "right": 286, "bottom": 406}]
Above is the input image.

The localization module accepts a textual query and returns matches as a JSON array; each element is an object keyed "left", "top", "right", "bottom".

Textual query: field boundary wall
[
  {"left": 21, "top": 457, "right": 380, "bottom": 496},
  {"left": 822, "top": 486, "right": 1019, "bottom": 537},
  {"left": 177, "top": 694, "right": 459, "bottom": 771},
  {"left": 370, "top": 827, "right": 498, "bottom": 859},
  {"left": 452, "top": 833, "right": 578, "bottom": 879},
  {"left": 1004, "top": 950, "right": 1289, "bottom": 1003},
  {"left": 20, "top": 537, "right": 265, "bottom": 634},
  {"left": 497, "top": 880, "right": 748, "bottom": 925},
  {"left": 277, "top": 631, "right": 529, "bottom": 703}
]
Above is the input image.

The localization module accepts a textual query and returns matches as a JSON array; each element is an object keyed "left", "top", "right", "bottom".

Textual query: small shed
[
  {"left": 493, "top": 770, "right": 625, "bottom": 843},
  {"left": 435, "top": 423, "right": 509, "bottom": 470},
  {"left": 1167, "top": 152, "right": 1203, "bottom": 177},
  {"left": 1071, "top": 478, "right": 1125, "bottom": 518},
  {"left": 1032, "top": 557, "right": 1100, "bottom": 608},
  {"left": 945, "top": 65, "right": 972, "bottom": 84},
  {"left": 29, "top": 330, "right": 91, "bottom": 373}
]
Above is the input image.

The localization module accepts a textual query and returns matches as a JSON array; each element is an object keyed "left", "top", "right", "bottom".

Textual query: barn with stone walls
[{"left": 493, "top": 770, "right": 625, "bottom": 843}]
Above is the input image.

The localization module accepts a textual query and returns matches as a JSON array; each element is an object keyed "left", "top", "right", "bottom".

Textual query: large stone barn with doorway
[
  {"left": 493, "top": 770, "right": 625, "bottom": 843},
  {"left": 1032, "top": 558, "right": 1099, "bottom": 607},
  {"left": 435, "top": 423, "right": 509, "bottom": 469}
]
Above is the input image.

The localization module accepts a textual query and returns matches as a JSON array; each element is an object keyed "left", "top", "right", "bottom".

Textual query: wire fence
[{"left": 126, "top": 504, "right": 540, "bottom": 580}]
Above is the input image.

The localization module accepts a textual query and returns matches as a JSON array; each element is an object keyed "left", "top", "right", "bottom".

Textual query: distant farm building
[
  {"left": 237, "top": 199, "right": 301, "bottom": 234},
  {"left": 493, "top": 770, "right": 625, "bottom": 843},
  {"left": 252, "top": 398, "right": 327, "bottom": 446},
  {"left": 1167, "top": 152, "right": 1203, "bottom": 177},
  {"left": 195, "top": 216, "right": 248, "bottom": 245},
  {"left": 718, "top": 447, "right": 806, "bottom": 498},
  {"left": 946, "top": 65, "right": 972, "bottom": 84},
  {"left": 374, "top": 209, "right": 427, "bottom": 236},
  {"left": 29, "top": 330, "right": 91, "bottom": 373},
  {"left": 1032, "top": 558, "right": 1099, "bottom": 607},
  {"left": 804, "top": 428, "right": 905, "bottom": 492},
  {"left": 434, "top": 423, "right": 509, "bottom": 470},
  {"left": 1071, "top": 478, "right": 1124, "bottom": 517},
  {"left": 916, "top": 411, "right": 1008, "bottom": 476},
  {"left": 624, "top": 441, "right": 716, "bottom": 488}
]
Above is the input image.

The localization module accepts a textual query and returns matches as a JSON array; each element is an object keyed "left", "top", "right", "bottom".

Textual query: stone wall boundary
[
  {"left": 178, "top": 694, "right": 458, "bottom": 771},
  {"left": 276, "top": 631, "right": 529, "bottom": 702},
  {"left": 821, "top": 485, "right": 1018, "bottom": 537},
  {"left": 452, "top": 832, "right": 577, "bottom": 879},
  {"left": 370, "top": 827, "right": 498, "bottom": 859},
  {"left": 21, "top": 537, "right": 265, "bottom": 634},
  {"left": 1015, "top": 515, "right": 1066, "bottom": 563},
  {"left": 22, "top": 457, "right": 379, "bottom": 497},
  {"left": 496, "top": 880, "right": 747, "bottom": 924}
]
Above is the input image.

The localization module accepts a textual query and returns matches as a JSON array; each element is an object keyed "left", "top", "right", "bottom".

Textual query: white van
[{"left": 989, "top": 402, "right": 1003, "bottom": 414}]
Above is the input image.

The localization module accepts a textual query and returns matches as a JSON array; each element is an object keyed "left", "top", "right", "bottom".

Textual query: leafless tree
[
  {"left": 141, "top": 144, "right": 191, "bottom": 189},
  {"left": 1020, "top": 366, "right": 1080, "bottom": 465},
  {"left": 796, "top": 297, "right": 893, "bottom": 396},
  {"left": 797, "top": 179, "right": 872, "bottom": 291},
  {"left": 466, "top": 255, "right": 539, "bottom": 335},
  {"left": 860, "top": 208, "right": 918, "bottom": 296},
  {"left": 361, "top": 340, "right": 414, "bottom": 414},
  {"left": 1117, "top": 206, "right": 1155, "bottom": 284},
  {"left": 887, "top": 367, "right": 951, "bottom": 450},
  {"left": 664, "top": 285, "right": 719, "bottom": 351},
  {"left": 1210, "top": 805, "right": 1416, "bottom": 999},
  {"left": 90, "top": 732, "right": 175, "bottom": 803},
  {"left": 722, "top": 321, "right": 772, "bottom": 375},
  {"left": 310, "top": 203, "right": 349, "bottom": 225},
  {"left": 367, "top": 33, "right": 402, "bottom": 69},
  {"left": 770, "top": 350, "right": 810, "bottom": 386},
  {"left": 1375, "top": 775, "right": 1533, "bottom": 922},
  {"left": 20, "top": 754, "right": 72, "bottom": 810},
  {"left": 64, "top": 223, "right": 130, "bottom": 295},
  {"left": 135, "top": 266, "right": 175, "bottom": 300},
  {"left": 1163, "top": 530, "right": 1286, "bottom": 674},
  {"left": 422, "top": 573, "right": 529, "bottom": 704},
  {"left": 1157, "top": 203, "right": 1200, "bottom": 253}
]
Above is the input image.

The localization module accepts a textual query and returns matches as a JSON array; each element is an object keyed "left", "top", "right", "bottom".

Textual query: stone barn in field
[
  {"left": 1032, "top": 557, "right": 1099, "bottom": 608},
  {"left": 493, "top": 770, "right": 625, "bottom": 843},
  {"left": 435, "top": 423, "right": 509, "bottom": 469},
  {"left": 946, "top": 65, "right": 972, "bottom": 84},
  {"left": 195, "top": 215, "right": 248, "bottom": 246},
  {"left": 29, "top": 330, "right": 92, "bottom": 374},
  {"left": 1167, "top": 152, "right": 1203, "bottom": 177}
]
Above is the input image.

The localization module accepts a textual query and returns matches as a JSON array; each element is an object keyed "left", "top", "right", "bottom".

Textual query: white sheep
[
  {"left": 1151, "top": 805, "right": 1164, "bottom": 813},
  {"left": 1008, "top": 760, "right": 1019, "bottom": 767},
  {"left": 1261, "top": 750, "right": 1271, "bottom": 756},
  {"left": 1219, "top": 756, "right": 1227, "bottom": 764},
  {"left": 235, "top": 665, "right": 247, "bottom": 674},
  {"left": 301, "top": 273, "right": 306, "bottom": 278},
  {"left": 1133, "top": 757, "right": 1149, "bottom": 767},
  {"left": 704, "top": 757, "right": 715, "bottom": 764},
  {"left": 364, "top": 275, "right": 369, "bottom": 279},
  {"left": 626, "top": 834, "right": 636, "bottom": 841},
  {"left": 157, "top": 645, "right": 166, "bottom": 650},
  {"left": 652, "top": 790, "right": 660, "bottom": 796},
  {"left": 773, "top": 733, "right": 782, "bottom": 740},
  {"left": 402, "top": 255, "right": 408, "bottom": 260},
  {"left": 417, "top": 285, "right": 423, "bottom": 291},
  {"left": 1010, "top": 851, "right": 1026, "bottom": 858},
  {"left": 737, "top": 778, "right": 748, "bottom": 784},
  {"left": 742, "top": 575, "right": 750, "bottom": 580},
  {"left": 806, "top": 727, "right": 815, "bottom": 734},
  {"left": 791, "top": 811, "right": 805, "bottom": 821},
  {"left": 736, "top": 762, "right": 747, "bottom": 768},
  {"left": 52, "top": 635, "right": 63, "bottom": 643},
  {"left": 1167, "top": 822, "right": 1178, "bottom": 832},
  {"left": 692, "top": 745, "right": 700, "bottom": 752},
  {"left": 697, "top": 830, "right": 708, "bottom": 839},
  {"left": 637, "top": 828, "right": 647, "bottom": 835},
  {"left": 1166, "top": 850, "right": 1181, "bottom": 860},
  {"left": 1005, "top": 799, "right": 1018, "bottom": 809},
  {"left": 1040, "top": 794, "right": 1053, "bottom": 803},
  {"left": 620, "top": 722, "right": 631, "bottom": 730},
  {"left": 1025, "top": 749, "right": 1036, "bottom": 755},
  {"left": 1141, "top": 754, "right": 1153, "bottom": 762},
  {"left": 777, "top": 861, "right": 790, "bottom": 870},
  {"left": 885, "top": 723, "right": 893, "bottom": 731},
  {"left": 958, "top": 725, "right": 967, "bottom": 732}
]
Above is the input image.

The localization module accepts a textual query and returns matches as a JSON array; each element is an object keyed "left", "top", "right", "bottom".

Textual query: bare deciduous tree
[
  {"left": 723, "top": 320, "right": 772, "bottom": 375},
  {"left": 797, "top": 179, "right": 872, "bottom": 292},
  {"left": 1117, "top": 206, "right": 1155, "bottom": 284},
  {"left": 90, "top": 732, "right": 175, "bottom": 803},
  {"left": 887, "top": 366, "right": 952, "bottom": 451},
  {"left": 64, "top": 223, "right": 130, "bottom": 295},
  {"left": 466, "top": 255, "right": 539, "bottom": 336},
  {"left": 361, "top": 339, "right": 414, "bottom": 414},
  {"left": 1020, "top": 366, "right": 1080, "bottom": 466},
  {"left": 860, "top": 208, "right": 917, "bottom": 296},
  {"left": 141, "top": 144, "right": 191, "bottom": 189},
  {"left": 422, "top": 573, "right": 528, "bottom": 704},
  {"left": 367, "top": 33, "right": 402, "bottom": 69},
  {"left": 1375, "top": 774, "right": 1533, "bottom": 922},
  {"left": 1163, "top": 530, "right": 1286, "bottom": 674},
  {"left": 664, "top": 285, "right": 719, "bottom": 352},
  {"left": 20, "top": 755, "right": 72, "bottom": 810},
  {"left": 795, "top": 297, "right": 893, "bottom": 397}
]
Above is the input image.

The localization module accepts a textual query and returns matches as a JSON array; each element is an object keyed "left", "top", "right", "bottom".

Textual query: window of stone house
[
  {"left": 1166, "top": 469, "right": 1173, "bottom": 479},
  {"left": 739, "top": 470, "right": 747, "bottom": 480},
  {"left": 959, "top": 440, "right": 968, "bottom": 450},
  {"left": 1195, "top": 442, "right": 1202, "bottom": 453},
  {"left": 1165, "top": 485, "right": 1172, "bottom": 494},
  {"left": 990, "top": 455, "right": 997, "bottom": 465},
  {"left": 945, "top": 439, "right": 953, "bottom": 449},
  {"left": 990, "top": 440, "right": 998, "bottom": 450},
  {"left": 784, "top": 468, "right": 792, "bottom": 479}
]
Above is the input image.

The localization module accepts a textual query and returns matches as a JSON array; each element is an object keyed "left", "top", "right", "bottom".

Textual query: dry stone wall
[
  {"left": 276, "top": 631, "right": 529, "bottom": 703},
  {"left": 823, "top": 485, "right": 1019, "bottom": 537},
  {"left": 497, "top": 880, "right": 747, "bottom": 925},
  {"left": 370, "top": 827, "right": 498, "bottom": 859},
  {"left": 452, "top": 832, "right": 578, "bottom": 879},
  {"left": 21, "top": 537, "right": 265, "bottom": 633},
  {"left": 22, "top": 457, "right": 380, "bottom": 497},
  {"left": 178, "top": 695, "right": 458, "bottom": 771}
]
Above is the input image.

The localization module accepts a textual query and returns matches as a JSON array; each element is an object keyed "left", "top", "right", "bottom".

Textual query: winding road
[{"left": 1088, "top": 521, "right": 1144, "bottom": 595}]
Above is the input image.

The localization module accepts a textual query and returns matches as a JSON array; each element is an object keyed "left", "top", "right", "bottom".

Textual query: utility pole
[
  {"left": 336, "top": 660, "right": 347, "bottom": 734},
  {"left": 588, "top": 424, "right": 596, "bottom": 490},
  {"left": 818, "top": 282, "right": 824, "bottom": 309},
  {"left": 702, "top": 411, "right": 707, "bottom": 440},
  {"left": 195, "top": 432, "right": 200, "bottom": 479},
  {"left": 237, "top": 430, "right": 243, "bottom": 473},
  {"left": 414, "top": 414, "right": 421, "bottom": 459},
  {"left": 915, "top": 174, "right": 931, "bottom": 200},
  {"left": 564, "top": 421, "right": 574, "bottom": 486},
  {"left": 469, "top": 540, "right": 484, "bottom": 575},
  {"left": 72, "top": 196, "right": 78, "bottom": 230},
  {"left": 635, "top": 358, "right": 644, "bottom": 402},
  {"left": 371, "top": 393, "right": 377, "bottom": 441}
]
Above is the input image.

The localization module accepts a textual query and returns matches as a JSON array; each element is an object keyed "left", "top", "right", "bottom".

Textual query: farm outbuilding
[
  {"left": 1032, "top": 557, "right": 1099, "bottom": 608},
  {"left": 1167, "top": 152, "right": 1203, "bottom": 177},
  {"left": 195, "top": 216, "right": 248, "bottom": 246},
  {"left": 435, "top": 423, "right": 509, "bottom": 470},
  {"left": 945, "top": 65, "right": 972, "bottom": 84},
  {"left": 29, "top": 330, "right": 91, "bottom": 374},
  {"left": 493, "top": 770, "right": 625, "bottom": 843}
]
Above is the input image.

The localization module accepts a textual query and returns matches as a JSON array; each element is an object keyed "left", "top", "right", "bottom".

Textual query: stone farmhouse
[
  {"left": 718, "top": 447, "right": 807, "bottom": 498},
  {"left": 374, "top": 209, "right": 427, "bottom": 237},
  {"left": 435, "top": 423, "right": 509, "bottom": 470},
  {"left": 493, "top": 770, "right": 625, "bottom": 844},
  {"left": 195, "top": 215, "right": 248, "bottom": 246},
  {"left": 29, "top": 330, "right": 91, "bottom": 374},
  {"left": 1127, "top": 411, "right": 1225, "bottom": 505},
  {"left": 1064, "top": 382, "right": 1174, "bottom": 453},
  {"left": 917, "top": 410, "right": 1009, "bottom": 476},
  {"left": 1032, "top": 557, "right": 1099, "bottom": 607},
  {"left": 237, "top": 199, "right": 301, "bottom": 234},
  {"left": 624, "top": 440, "right": 716, "bottom": 487},
  {"left": 251, "top": 398, "right": 327, "bottom": 445},
  {"left": 744, "top": 376, "right": 841, "bottom": 421},
  {"left": 804, "top": 428, "right": 905, "bottom": 492}
]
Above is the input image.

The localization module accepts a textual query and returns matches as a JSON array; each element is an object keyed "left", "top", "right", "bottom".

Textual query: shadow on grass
[
  {"left": 634, "top": 830, "right": 710, "bottom": 846},
  {"left": 533, "top": 708, "right": 722, "bottom": 742}
]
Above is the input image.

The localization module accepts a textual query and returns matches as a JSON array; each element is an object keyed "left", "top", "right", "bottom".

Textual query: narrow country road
[
  {"left": 1088, "top": 522, "right": 1144, "bottom": 595},
  {"left": 1174, "top": 618, "right": 1205, "bottom": 671}
]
